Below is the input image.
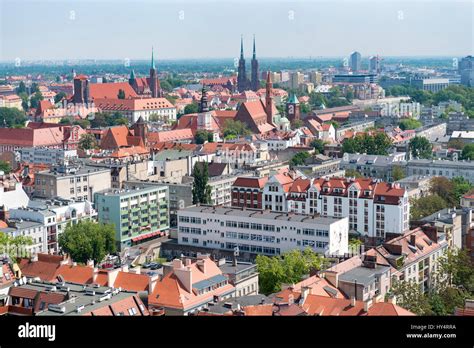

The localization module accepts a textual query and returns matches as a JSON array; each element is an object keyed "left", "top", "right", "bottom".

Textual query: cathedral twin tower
[{"left": 237, "top": 35, "right": 259, "bottom": 93}]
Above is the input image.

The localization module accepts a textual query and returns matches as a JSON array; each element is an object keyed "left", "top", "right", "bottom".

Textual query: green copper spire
[
  {"left": 151, "top": 47, "right": 156, "bottom": 70},
  {"left": 130, "top": 69, "right": 136, "bottom": 80},
  {"left": 288, "top": 93, "right": 299, "bottom": 104}
]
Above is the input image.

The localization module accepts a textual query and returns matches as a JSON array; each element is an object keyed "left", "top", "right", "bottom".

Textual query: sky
[{"left": 0, "top": 0, "right": 472, "bottom": 61}]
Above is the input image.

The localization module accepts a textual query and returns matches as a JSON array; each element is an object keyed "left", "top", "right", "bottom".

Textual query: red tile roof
[{"left": 90, "top": 82, "right": 138, "bottom": 99}]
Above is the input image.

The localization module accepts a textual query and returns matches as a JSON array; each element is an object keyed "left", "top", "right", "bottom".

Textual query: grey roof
[
  {"left": 0, "top": 220, "right": 43, "bottom": 233},
  {"left": 338, "top": 265, "right": 391, "bottom": 287},
  {"left": 342, "top": 153, "right": 407, "bottom": 166},
  {"left": 204, "top": 294, "right": 271, "bottom": 314},
  {"left": 13, "top": 281, "right": 143, "bottom": 316},
  {"left": 193, "top": 274, "right": 228, "bottom": 291},
  {"left": 219, "top": 262, "right": 256, "bottom": 275},
  {"left": 181, "top": 205, "right": 343, "bottom": 225}
]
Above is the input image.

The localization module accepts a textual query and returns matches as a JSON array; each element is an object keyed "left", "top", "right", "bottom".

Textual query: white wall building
[{"left": 177, "top": 206, "right": 349, "bottom": 257}]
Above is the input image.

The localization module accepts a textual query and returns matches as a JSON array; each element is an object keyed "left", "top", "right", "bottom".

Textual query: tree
[
  {"left": 410, "top": 195, "right": 447, "bottom": 220},
  {"left": 447, "top": 139, "right": 465, "bottom": 150},
  {"left": 223, "top": 119, "right": 251, "bottom": 139},
  {"left": 54, "top": 92, "right": 67, "bottom": 104},
  {"left": 290, "top": 152, "right": 310, "bottom": 167},
  {"left": 291, "top": 119, "right": 304, "bottom": 129},
  {"left": 117, "top": 89, "right": 126, "bottom": 99},
  {"left": 58, "top": 221, "right": 116, "bottom": 264},
  {"left": 345, "top": 168, "right": 363, "bottom": 178},
  {"left": 436, "top": 249, "right": 474, "bottom": 293},
  {"left": 0, "top": 160, "right": 11, "bottom": 174},
  {"left": 78, "top": 133, "right": 97, "bottom": 151},
  {"left": 59, "top": 117, "right": 72, "bottom": 125},
  {"left": 194, "top": 130, "right": 213, "bottom": 144},
  {"left": 73, "top": 119, "right": 91, "bottom": 129},
  {"left": 409, "top": 136, "right": 432, "bottom": 159},
  {"left": 399, "top": 118, "right": 422, "bottom": 131},
  {"left": 461, "top": 143, "right": 474, "bottom": 160},
  {"left": 256, "top": 248, "right": 329, "bottom": 295},
  {"left": 451, "top": 177, "right": 473, "bottom": 205},
  {"left": 392, "top": 165, "right": 406, "bottom": 181},
  {"left": 390, "top": 280, "right": 434, "bottom": 315},
  {"left": 29, "top": 91, "right": 44, "bottom": 109},
  {"left": 430, "top": 177, "right": 456, "bottom": 206},
  {"left": 16, "top": 81, "right": 27, "bottom": 95},
  {"left": 0, "top": 233, "right": 33, "bottom": 260},
  {"left": 342, "top": 132, "right": 392, "bottom": 156},
  {"left": 183, "top": 102, "right": 199, "bottom": 115},
  {"left": 0, "top": 107, "right": 27, "bottom": 128},
  {"left": 192, "top": 162, "right": 212, "bottom": 204},
  {"left": 310, "top": 139, "right": 327, "bottom": 154}
]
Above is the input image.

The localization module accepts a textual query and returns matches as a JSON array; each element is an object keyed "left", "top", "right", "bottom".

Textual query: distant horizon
[{"left": 1, "top": 0, "right": 472, "bottom": 60}]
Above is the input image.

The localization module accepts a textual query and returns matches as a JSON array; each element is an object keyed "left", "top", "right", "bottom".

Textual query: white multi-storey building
[
  {"left": 177, "top": 206, "right": 349, "bottom": 257},
  {"left": 235, "top": 174, "right": 409, "bottom": 239}
]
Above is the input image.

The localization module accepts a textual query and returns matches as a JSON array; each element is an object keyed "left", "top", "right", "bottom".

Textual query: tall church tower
[
  {"left": 237, "top": 36, "right": 248, "bottom": 93},
  {"left": 286, "top": 93, "right": 301, "bottom": 122},
  {"left": 251, "top": 35, "right": 259, "bottom": 91},
  {"left": 265, "top": 71, "right": 274, "bottom": 125},
  {"left": 149, "top": 47, "right": 162, "bottom": 98}
]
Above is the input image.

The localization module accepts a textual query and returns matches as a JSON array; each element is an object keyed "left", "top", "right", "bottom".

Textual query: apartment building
[
  {"left": 34, "top": 164, "right": 111, "bottom": 202},
  {"left": 326, "top": 225, "right": 449, "bottom": 299},
  {"left": 340, "top": 152, "right": 407, "bottom": 182},
  {"left": 95, "top": 185, "right": 169, "bottom": 250},
  {"left": 20, "top": 148, "right": 78, "bottom": 166},
  {"left": 177, "top": 205, "right": 349, "bottom": 257},
  {"left": 148, "top": 254, "right": 236, "bottom": 316},
  {"left": 0, "top": 219, "right": 47, "bottom": 256},
  {"left": 407, "top": 159, "right": 474, "bottom": 184},
  {"left": 233, "top": 174, "right": 409, "bottom": 240},
  {"left": 8, "top": 199, "right": 97, "bottom": 253}
]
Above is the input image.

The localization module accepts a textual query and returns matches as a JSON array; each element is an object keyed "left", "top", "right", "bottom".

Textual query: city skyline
[{"left": 0, "top": 0, "right": 472, "bottom": 61}]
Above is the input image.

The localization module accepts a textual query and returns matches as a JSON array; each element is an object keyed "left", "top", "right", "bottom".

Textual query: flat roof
[
  {"left": 338, "top": 265, "right": 391, "bottom": 287},
  {"left": 180, "top": 205, "right": 344, "bottom": 225}
]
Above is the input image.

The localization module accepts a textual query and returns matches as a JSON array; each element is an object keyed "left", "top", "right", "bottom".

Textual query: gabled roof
[
  {"left": 148, "top": 129, "right": 194, "bottom": 143},
  {"left": 233, "top": 176, "right": 268, "bottom": 189},
  {"left": 90, "top": 82, "right": 138, "bottom": 99}
]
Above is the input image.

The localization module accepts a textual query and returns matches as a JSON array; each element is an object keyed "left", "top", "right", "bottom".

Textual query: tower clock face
[{"left": 288, "top": 104, "right": 294, "bottom": 114}]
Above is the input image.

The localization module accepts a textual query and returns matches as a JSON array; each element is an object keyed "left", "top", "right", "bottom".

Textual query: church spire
[
  {"left": 240, "top": 35, "right": 244, "bottom": 59},
  {"left": 130, "top": 69, "right": 136, "bottom": 80},
  {"left": 253, "top": 34, "right": 256, "bottom": 59},
  {"left": 151, "top": 47, "right": 156, "bottom": 70}
]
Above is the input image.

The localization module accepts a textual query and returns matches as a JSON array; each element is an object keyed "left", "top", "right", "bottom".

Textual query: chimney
[
  {"left": 388, "top": 296, "right": 397, "bottom": 305},
  {"left": 301, "top": 286, "right": 310, "bottom": 303},
  {"left": 350, "top": 297, "right": 356, "bottom": 307},
  {"left": 184, "top": 258, "right": 192, "bottom": 267},
  {"left": 421, "top": 225, "right": 438, "bottom": 243},
  {"left": 107, "top": 268, "right": 120, "bottom": 287},
  {"left": 149, "top": 274, "right": 158, "bottom": 294},
  {"left": 174, "top": 266, "right": 192, "bottom": 293},
  {"left": 121, "top": 264, "right": 129, "bottom": 273},
  {"left": 172, "top": 259, "right": 184, "bottom": 270},
  {"left": 86, "top": 259, "right": 94, "bottom": 268},
  {"left": 197, "top": 259, "right": 207, "bottom": 274},
  {"left": 288, "top": 294, "right": 294, "bottom": 305},
  {"left": 363, "top": 299, "right": 373, "bottom": 312}
]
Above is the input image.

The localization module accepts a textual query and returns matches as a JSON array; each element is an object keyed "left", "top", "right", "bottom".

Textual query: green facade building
[{"left": 95, "top": 185, "right": 169, "bottom": 250}]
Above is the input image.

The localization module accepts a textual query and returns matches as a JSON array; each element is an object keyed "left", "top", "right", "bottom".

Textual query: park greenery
[
  {"left": 310, "top": 139, "right": 327, "bottom": 154},
  {"left": 409, "top": 136, "right": 433, "bottom": 159},
  {"left": 78, "top": 133, "right": 98, "bottom": 151},
  {"left": 0, "top": 233, "right": 33, "bottom": 260},
  {"left": 58, "top": 221, "right": 116, "bottom": 264},
  {"left": 410, "top": 176, "right": 473, "bottom": 220},
  {"left": 194, "top": 130, "right": 214, "bottom": 144},
  {"left": 342, "top": 132, "right": 392, "bottom": 156},
  {"left": 0, "top": 107, "right": 27, "bottom": 128},
  {"left": 222, "top": 119, "right": 251, "bottom": 140},
  {"left": 256, "top": 248, "right": 330, "bottom": 295},
  {"left": 0, "top": 160, "right": 12, "bottom": 174},
  {"left": 290, "top": 152, "right": 310, "bottom": 167},
  {"left": 398, "top": 118, "right": 422, "bottom": 131},
  {"left": 90, "top": 112, "right": 128, "bottom": 128}
]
